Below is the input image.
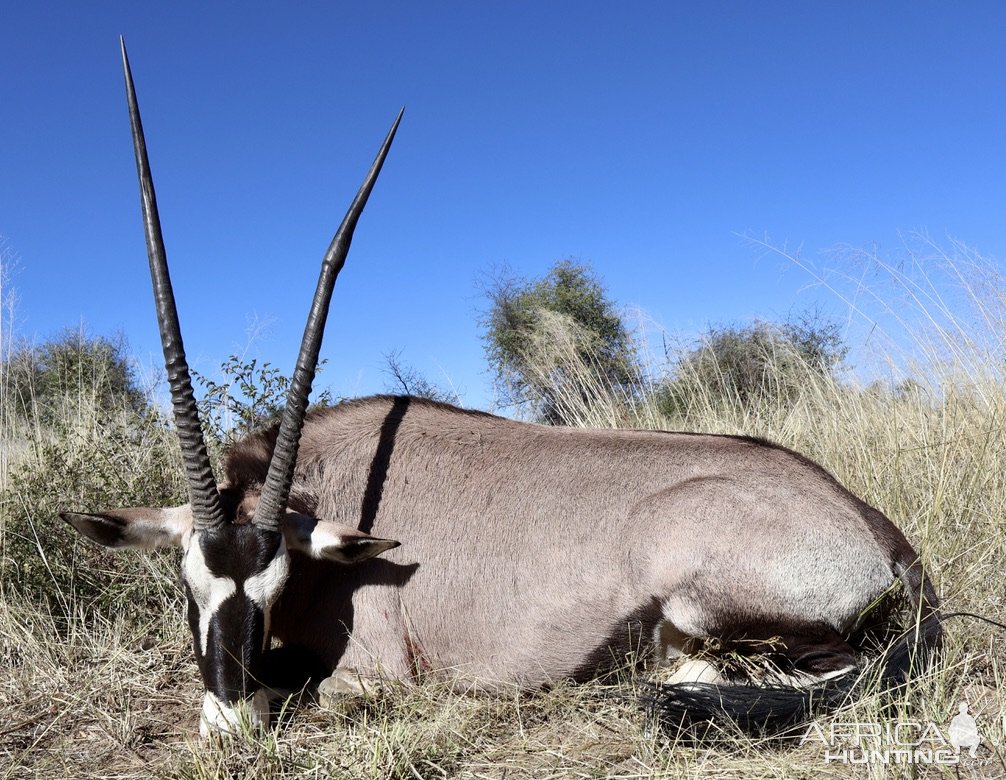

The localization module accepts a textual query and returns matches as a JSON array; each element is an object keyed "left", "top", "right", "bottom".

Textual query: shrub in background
[
  {"left": 1, "top": 403, "right": 184, "bottom": 627},
  {"left": 382, "top": 349, "right": 461, "bottom": 405},
  {"left": 656, "top": 313, "right": 848, "bottom": 419},
  {"left": 483, "top": 259, "right": 641, "bottom": 424},
  {"left": 0, "top": 330, "right": 184, "bottom": 624},
  {"left": 194, "top": 354, "right": 334, "bottom": 447},
  {"left": 4, "top": 329, "right": 146, "bottom": 425}
]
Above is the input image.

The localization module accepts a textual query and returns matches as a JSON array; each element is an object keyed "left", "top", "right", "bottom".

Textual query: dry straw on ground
[{"left": 2, "top": 242, "right": 1005, "bottom": 778}]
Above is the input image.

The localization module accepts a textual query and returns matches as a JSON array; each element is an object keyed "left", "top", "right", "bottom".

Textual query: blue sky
[{"left": 3, "top": 3, "right": 1005, "bottom": 410}]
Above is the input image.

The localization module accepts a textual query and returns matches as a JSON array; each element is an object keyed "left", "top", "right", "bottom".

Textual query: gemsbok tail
[{"left": 643, "top": 557, "right": 942, "bottom": 737}]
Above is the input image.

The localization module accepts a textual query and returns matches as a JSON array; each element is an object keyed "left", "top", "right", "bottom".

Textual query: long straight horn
[
  {"left": 253, "top": 110, "right": 403, "bottom": 532},
  {"left": 121, "top": 39, "right": 225, "bottom": 531}
]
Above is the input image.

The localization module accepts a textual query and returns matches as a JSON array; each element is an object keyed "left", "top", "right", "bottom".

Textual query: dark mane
[{"left": 223, "top": 422, "right": 279, "bottom": 490}]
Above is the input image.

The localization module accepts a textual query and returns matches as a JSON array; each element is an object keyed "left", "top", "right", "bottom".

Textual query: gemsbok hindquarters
[{"left": 61, "top": 42, "right": 941, "bottom": 738}]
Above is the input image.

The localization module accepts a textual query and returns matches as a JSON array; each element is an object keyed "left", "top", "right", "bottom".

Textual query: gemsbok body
[{"left": 62, "top": 42, "right": 941, "bottom": 738}]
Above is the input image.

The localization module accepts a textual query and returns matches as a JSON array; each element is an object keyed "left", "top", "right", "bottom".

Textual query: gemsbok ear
[
  {"left": 60, "top": 507, "right": 191, "bottom": 550},
  {"left": 283, "top": 514, "right": 400, "bottom": 564}
]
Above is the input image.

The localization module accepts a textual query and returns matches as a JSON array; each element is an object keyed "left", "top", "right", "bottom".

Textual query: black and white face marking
[
  {"left": 59, "top": 502, "right": 400, "bottom": 736},
  {"left": 182, "top": 523, "right": 289, "bottom": 736}
]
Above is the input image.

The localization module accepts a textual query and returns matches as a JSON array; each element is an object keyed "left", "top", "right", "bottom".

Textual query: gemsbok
[{"left": 62, "top": 42, "right": 941, "bottom": 738}]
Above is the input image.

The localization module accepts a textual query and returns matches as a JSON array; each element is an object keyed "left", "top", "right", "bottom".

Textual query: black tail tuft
[
  {"left": 877, "top": 611, "right": 942, "bottom": 685},
  {"left": 642, "top": 612, "right": 942, "bottom": 739},
  {"left": 641, "top": 675, "right": 855, "bottom": 739}
]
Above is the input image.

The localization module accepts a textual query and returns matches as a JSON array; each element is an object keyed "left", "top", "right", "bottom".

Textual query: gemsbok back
[{"left": 62, "top": 42, "right": 941, "bottom": 738}]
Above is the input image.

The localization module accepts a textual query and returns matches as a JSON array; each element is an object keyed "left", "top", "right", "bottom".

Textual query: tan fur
[{"left": 224, "top": 395, "right": 931, "bottom": 687}]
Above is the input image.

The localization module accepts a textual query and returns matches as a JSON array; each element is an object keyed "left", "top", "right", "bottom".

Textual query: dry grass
[
  {"left": 3, "top": 242, "right": 1006, "bottom": 778},
  {"left": 10, "top": 602, "right": 968, "bottom": 780}
]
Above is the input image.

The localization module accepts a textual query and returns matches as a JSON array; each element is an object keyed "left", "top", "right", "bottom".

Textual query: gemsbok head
[
  {"left": 63, "top": 42, "right": 941, "bottom": 739},
  {"left": 62, "top": 41, "right": 402, "bottom": 735}
]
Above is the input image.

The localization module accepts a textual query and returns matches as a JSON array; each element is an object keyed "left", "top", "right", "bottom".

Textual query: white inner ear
[
  {"left": 111, "top": 505, "right": 192, "bottom": 549},
  {"left": 157, "top": 505, "right": 193, "bottom": 548},
  {"left": 284, "top": 515, "right": 350, "bottom": 559},
  {"left": 282, "top": 513, "right": 397, "bottom": 562}
]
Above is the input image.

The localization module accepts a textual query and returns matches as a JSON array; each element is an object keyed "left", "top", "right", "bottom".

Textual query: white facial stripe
[
  {"left": 184, "top": 537, "right": 237, "bottom": 655},
  {"left": 199, "top": 689, "right": 269, "bottom": 738},
  {"left": 244, "top": 541, "right": 290, "bottom": 649},
  {"left": 244, "top": 540, "right": 290, "bottom": 610},
  {"left": 184, "top": 532, "right": 292, "bottom": 655}
]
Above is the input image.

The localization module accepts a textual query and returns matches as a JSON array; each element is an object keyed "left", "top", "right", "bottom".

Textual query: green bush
[
  {"left": 482, "top": 259, "right": 640, "bottom": 423},
  {"left": 1, "top": 330, "right": 184, "bottom": 625},
  {"left": 0, "top": 398, "right": 185, "bottom": 624},
  {"left": 656, "top": 314, "right": 848, "bottom": 418},
  {"left": 195, "top": 355, "right": 334, "bottom": 446},
  {"left": 4, "top": 329, "right": 146, "bottom": 425}
]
